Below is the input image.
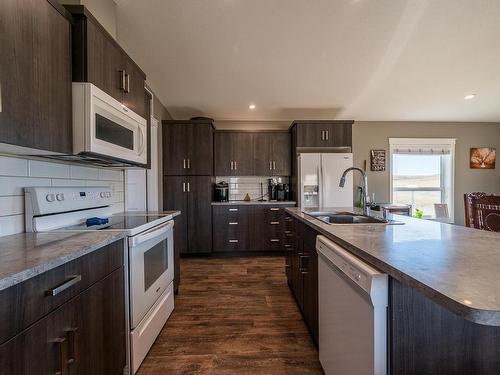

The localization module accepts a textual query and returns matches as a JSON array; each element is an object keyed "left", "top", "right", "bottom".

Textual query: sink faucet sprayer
[{"left": 339, "top": 167, "right": 370, "bottom": 216}]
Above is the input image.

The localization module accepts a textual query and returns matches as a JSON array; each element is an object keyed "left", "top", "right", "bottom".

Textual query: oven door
[{"left": 128, "top": 221, "right": 174, "bottom": 329}]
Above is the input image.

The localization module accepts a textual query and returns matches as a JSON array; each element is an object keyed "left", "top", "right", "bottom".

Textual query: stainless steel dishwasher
[{"left": 316, "top": 235, "right": 388, "bottom": 375}]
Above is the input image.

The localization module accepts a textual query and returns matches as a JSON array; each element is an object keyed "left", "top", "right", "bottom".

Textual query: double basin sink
[{"left": 306, "top": 211, "right": 402, "bottom": 225}]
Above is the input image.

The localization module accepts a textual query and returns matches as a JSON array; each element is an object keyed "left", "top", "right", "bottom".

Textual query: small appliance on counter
[
  {"left": 214, "top": 181, "right": 229, "bottom": 202},
  {"left": 268, "top": 178, "right": 290, "bottom": 201}
]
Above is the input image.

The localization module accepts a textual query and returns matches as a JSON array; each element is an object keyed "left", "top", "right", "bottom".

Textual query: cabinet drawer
[{"left": 0, "top": 239, "right": 124, "bottom": 345}]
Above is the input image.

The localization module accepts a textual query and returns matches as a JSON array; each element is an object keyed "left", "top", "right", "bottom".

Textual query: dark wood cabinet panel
[
  {"left": 253, "top": 133, "right": 272, "bottom": 175},
  {"left": 390, "top": 278, "right": 500, "bottom": 375},
  {"left": 0, "top": 264, "right": 125, "bottom": 375},
  {"left": 186, "top": 176, "right": 213, "bottom": 254},
  {"left": 212, "top": 205, "right": 251, "bottom": 252},
  {"left": 186, "top": 123, "right": 214, "bottom": 176},
  {"left": 0, "top": 0, "right": 72, "bottom": 153},
  {"left": 214, "top": 132, "right": 233, "bottom": 176},
  {"left": 231, "top": 133, "right": 254, "bottom": 176},
  {"left": 292, "top": 121, "right": 353, "bottom": 148},
  {"left": 163, "top": 121, "right": 214, "bottom": 176},
  {"left": 67, "top": 5, "right": 147, "bottom": 120},
  {"left": 271, "top": 132, "right": 291, "bottom": 176}
]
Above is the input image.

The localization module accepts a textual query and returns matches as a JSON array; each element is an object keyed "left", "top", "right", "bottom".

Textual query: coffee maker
[
  {"left": 268, "top": 179, "right": 290, "bottom": 201},
  {"left": 214, "top": 181, "right": 229, "bottom": 202}
]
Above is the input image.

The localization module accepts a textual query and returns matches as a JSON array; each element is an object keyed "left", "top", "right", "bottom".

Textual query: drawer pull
[
  {"left": 270, "top": 239, "right": 280, "bottom": 243},
  {"left": 228, "top": 208, "right": 238, "bottom": 212},
  {"left": 270, "top": 221, "right": 280, "bottom": 225},
  {"left": 284, "top": 244, "right": 292, "bottom": 248},
  {"left": 270, "top": 208, "right": 280, "bottom": 211},
  {"left": 46, "top": 275, "right": 82, "bottom": 297},
  {"left": 229, "top": 239, "right": 239, "bottom": 243},
  {"left": 53, "top": 337, "right": 69, "bottom": 375},
  {"left": 229, "top": 222, "right": 238, "bottom": 225}
]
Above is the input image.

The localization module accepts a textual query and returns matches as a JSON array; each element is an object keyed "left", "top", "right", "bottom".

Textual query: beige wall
[{"left": 353, "top": 122, "right": 500, "bottom": 225}]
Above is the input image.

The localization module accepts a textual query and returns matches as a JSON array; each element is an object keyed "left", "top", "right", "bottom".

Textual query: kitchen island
[{"left": 285, "top": 207, "right": 500, "bottom": 375}]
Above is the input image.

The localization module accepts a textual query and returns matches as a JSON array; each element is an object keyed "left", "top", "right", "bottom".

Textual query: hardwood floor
[{"left": 137, "top": 256, "right": 323, "bottom": 375}]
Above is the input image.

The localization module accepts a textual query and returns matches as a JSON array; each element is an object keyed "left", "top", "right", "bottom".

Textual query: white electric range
[{"left": 24, "top": 186, "right": 177, "bottom": 374}]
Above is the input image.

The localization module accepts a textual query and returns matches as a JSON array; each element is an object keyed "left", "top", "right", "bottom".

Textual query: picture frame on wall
[
  {"left": 470, "top": 147, "right": 496, "bottom": 169},
  {"left": 370, "top": 149, "right": 386, "bottom": 171}
]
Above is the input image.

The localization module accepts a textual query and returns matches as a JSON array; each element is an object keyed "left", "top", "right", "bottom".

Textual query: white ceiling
[{"left": 116, "top": 0, "right": 500, "bottom": 122}]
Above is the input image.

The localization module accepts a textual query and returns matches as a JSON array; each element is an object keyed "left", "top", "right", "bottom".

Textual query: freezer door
[
  {"left": 321, "top": 153, "right": 353, "bottom": 207},
  {"left": 299, "top": 153, "right": 321, "bottom": 208}
]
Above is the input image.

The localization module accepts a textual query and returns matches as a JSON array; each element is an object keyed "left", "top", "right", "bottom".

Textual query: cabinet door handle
[
  {"left": 229, "top": 222, "right": 238, "bottom": 225},
  {"left": 187, "top": 158, "right": 191, "bottom": 169},
  {"left": 269, "top": 161, "right": 272, "bottom": 170},
  {"left": 270, "top": 221, "right": 280, "bottom": 225},
  {"left": 229, "top": 239, "right": 239, "bottom": 243},
  {"left": 183, "top": 159, "right": 186, "bottom": 169},
  {"left": 124, "top": 73, "right": 130, "bottom": 93},
  {"left": 273, "top": 161, "right": 276, "bottom": 170},
  {"left": 53, "top": 337, "right": 69, "bottom": 375},
  {"left": 45, "top": 275, "right": 82, "bottom": 296},
  {"left": 320, "top": 130, "right": 324, "bottom": 140},
  {"left": 183, "top": 182, "right": 186, "bottom": 192},
  {"left": 187, "top": 182, "right": 190, "bottom": 192},
  {"left": 270, "top": 207, "right": 280, "bottom": 211},
  {"left": 228, "top": 208, "right": 238, "bottom": 212},
  {"left": 325, "top": 130, "right": 329, "bottom": 140},
  {"left": 119, "top": 70, "right": 126, "bottom": 91},
  {"left": 270, "top": 239, "right": 280, "bottom": 242},
  {"left": 230, "top": 161, "right": 233, "bottom": 170},
  {"left": 66, "top": 328, "right": 78, "bottom": 365},
  {"left": 234, "top": 161, "right": 237, "bottom": 170}
]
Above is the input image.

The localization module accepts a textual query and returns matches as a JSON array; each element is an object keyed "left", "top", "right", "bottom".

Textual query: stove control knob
[
  {"left": 106, "top": 192, "right": 112, "bottom": 198},
  {"left": 56, "top": 193, "right": 65, "bottom": 201},
  {"left": 46, "top": 194, "right": 55, "bottom": 202},
  {"left": 100, "top": 192, "right": 106, "bottom": 198}
]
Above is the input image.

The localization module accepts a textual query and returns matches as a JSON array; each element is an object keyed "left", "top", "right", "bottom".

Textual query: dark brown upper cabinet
[
  {"left": 0, "top": 0, "right": 72, "bottom": 154},
  {"left": 291, "top": 120, "right": 353, "bottom": 148},
  {"left": 162, "top": 120, "right": 214, "bottom": 176},
  {"left": 216, "top": 131, "right": 291, "bottom": 176},
  {"left": 66, "top": 5, "right": 148, "bottom": 119},
  {"left": 215, "top": 132, "right": 255, "bottom": 176}
]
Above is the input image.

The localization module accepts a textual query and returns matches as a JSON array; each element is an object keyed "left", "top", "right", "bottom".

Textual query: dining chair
[{"left": 464, "top": 192, "right": 500, "bottom": 232}]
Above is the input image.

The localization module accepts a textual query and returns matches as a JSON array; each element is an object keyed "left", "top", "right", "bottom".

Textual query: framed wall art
[
  {"left": 470, "top": 147, "right": 496, "bottom": 169},
  {"left": 370, "top": 149, "right": 386, "bottom": 171}
]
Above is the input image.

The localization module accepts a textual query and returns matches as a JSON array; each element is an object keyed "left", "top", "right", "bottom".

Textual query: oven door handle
[{"left": 129, "top": 221, "right": 173, "bottom": 247}]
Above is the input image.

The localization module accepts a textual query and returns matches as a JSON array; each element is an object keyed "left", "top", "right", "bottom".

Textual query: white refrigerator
[{"left": 298, "top": 153, "right": 353, "bottom": 208}]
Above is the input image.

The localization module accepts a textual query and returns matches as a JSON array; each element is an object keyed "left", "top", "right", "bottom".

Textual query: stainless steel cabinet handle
[
  {"left": 124, "top": 73, "right": 130, "bottom": 93},
  {"left": 45, "top": 275, "right": 82, "bottom": 296},
  {"left": 187, "top": 159, "right": 191, "bottom": 169},
  {"left": 229, "top": 208, "right": 238, "bottom": 212},
  {"left": 270, "top": 239, "right": 280, "bottom": 242},
  {"left": 183, "top": 159, "right": 186, "bottom": 169},
  {"left": 269, "top": 161, "right": 272, "bottom": 170},
  {"left": 119, "top": 70, "right": 126, "bottom": 91},
  {"left": 234, "top": 161, "right": 237, "bottom": 170},
  {"left": 273, "top": 161, "right": 276, "bottom": 170},
  {"left": 270, "top": 207, "right": 280, "bottom": 211},
  {"left": 187, "top": 182, "right": 190, "bottom": 192},
  {"left": 229, "top": 222, "right": 238, "bottom": 225},
  {"left": 229, "top": 239, "right": 239, "bottom": 243},
  {"left": 183, "top": 182, "right": 186, "bottom": 192},
  {"left": 321, "top": 130, "right": 324, "bottom": 140},
  {"left": 325, "top": 130, "right": 329, "bottom": 140},
  {"left": 270, "top": 221, "right": 280, "bottom": 225},
  {"left": 230, "top": 161, "right": 233, "bottom": 170}
]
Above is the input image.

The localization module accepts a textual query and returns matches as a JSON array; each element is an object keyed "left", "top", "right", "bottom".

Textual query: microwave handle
[
  {"left": 138, "top": 126, "right": 146, "bottom": 156},
  {"left": 129, "top": 221, "right": 173, "bottom": 247}
]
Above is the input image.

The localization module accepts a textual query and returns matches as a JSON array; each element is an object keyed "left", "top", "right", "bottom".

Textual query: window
[{"left": 389, "top": 138, "right": 455, "bottom": 222}]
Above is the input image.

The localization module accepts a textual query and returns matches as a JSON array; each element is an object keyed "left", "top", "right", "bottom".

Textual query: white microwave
[{"left": 72, "top": 82, "right": 147, "bottom": 165}]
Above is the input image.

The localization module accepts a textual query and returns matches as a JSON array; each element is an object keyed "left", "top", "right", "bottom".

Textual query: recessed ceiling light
[
  {"left": 248, "top": 104, "right": 256, "bottom": 110},
  {"left": 464, "top": 94, "right": 476, "bottom": 100}
]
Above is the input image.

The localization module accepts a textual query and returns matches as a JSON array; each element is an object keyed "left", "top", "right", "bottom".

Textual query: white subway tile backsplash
[
  {"left": 0, "top": 156, "right": 126, "bottom": 237},
  {"left": 29, "top": 160, "right": 70, "bottom": 178},
  {"left": 0, "top": 156, "right": 29, "bottom": 177},
  {"left": 216, "top": 176, "right": 289, "bottom": 201}
]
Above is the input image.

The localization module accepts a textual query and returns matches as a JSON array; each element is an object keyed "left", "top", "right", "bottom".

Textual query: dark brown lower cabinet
[
  {"left": 390, "top": 278, "right": 500, "bottom": 375},
  {"left": 0, "top": 267, "right": 125, "bottom": 375},
  {"left": 286, "top": 214, "right": 319, "bottom": 346}
]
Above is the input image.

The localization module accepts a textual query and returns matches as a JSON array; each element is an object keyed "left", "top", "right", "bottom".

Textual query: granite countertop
[
  {"left": 286, "top": 207, "right": 500, "bottom": 326},
  {"left": 0, "top": 231, "right": 126, "bottom": 291},
  {"left": 212, "top": 201, "right": 296, "bottom": 206}
]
